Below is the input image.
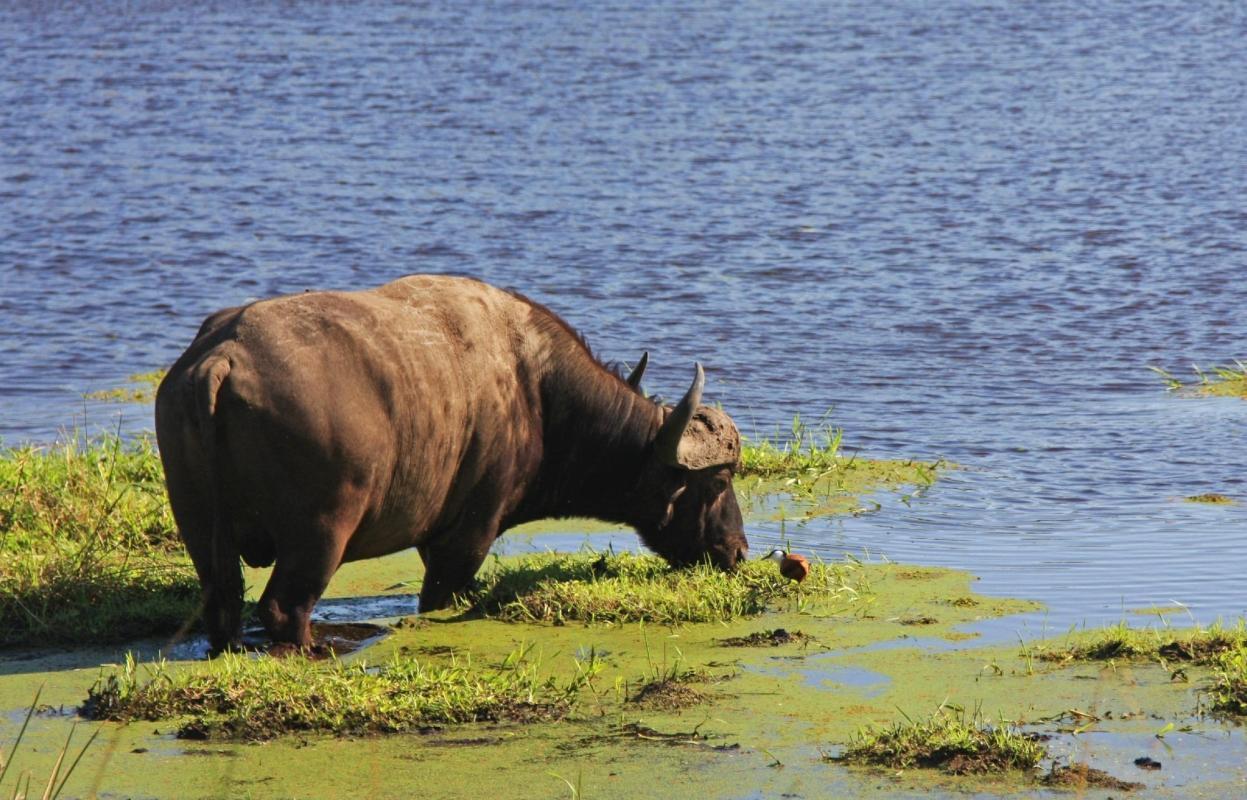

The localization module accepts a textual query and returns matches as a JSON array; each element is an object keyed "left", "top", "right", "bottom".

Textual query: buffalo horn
[
  {"left": 625, "top": 351, "right": 649, "bottom": 390},
  {"left": 654, "top": 362, "right": 704, "bottom": 466}
]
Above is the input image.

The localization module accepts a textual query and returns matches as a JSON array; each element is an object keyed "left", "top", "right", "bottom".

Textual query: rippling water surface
[{"left": 3, "top": 0, "right": 1246, "bottom": 631}]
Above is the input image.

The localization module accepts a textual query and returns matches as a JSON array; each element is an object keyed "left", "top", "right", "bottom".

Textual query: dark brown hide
[{"left": 155, "top": 275, "right": 748, "bottom": 650}]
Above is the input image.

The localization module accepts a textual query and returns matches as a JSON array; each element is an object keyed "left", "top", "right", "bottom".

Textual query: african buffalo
[{"left": 155, "top": 275, "right": 748, "bottom": 651}]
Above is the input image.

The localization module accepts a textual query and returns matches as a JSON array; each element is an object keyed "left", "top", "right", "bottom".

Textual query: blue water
[{"left": 3, "top": 0, "right": 1247, "bottom": 633}]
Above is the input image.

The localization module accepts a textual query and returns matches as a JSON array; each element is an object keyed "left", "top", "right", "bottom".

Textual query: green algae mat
[{"left": 5, "top": 548, "right": 1247, "bottom": 799}]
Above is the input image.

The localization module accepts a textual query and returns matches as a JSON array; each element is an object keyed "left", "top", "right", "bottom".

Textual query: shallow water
[{"left": 3, "top": 0, "right": 1247, "bottom": 639}]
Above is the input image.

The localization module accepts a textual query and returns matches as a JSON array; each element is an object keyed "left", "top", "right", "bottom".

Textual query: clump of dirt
[
  {"left": 629, "top": 679, "right": 705, "bottom": 710},
  {"left": 899, "top": 615, "right": 939, "bottom": 626},
  {"left": 717, "top": 628, "right": 812, "bottom": 647},
  {"left": 617, "top": 722, "right": 738, "bottom": 751},
  {"left": 947, "top": 596, "right": 979, "bottom": 607},
  {"left": 1042, "top": 763, "right": 1144, "bottom": 791}
]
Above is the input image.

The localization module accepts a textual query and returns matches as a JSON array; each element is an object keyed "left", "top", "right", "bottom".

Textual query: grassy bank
[{"left": 0, "top": 434, "right": 199, "bottom": 647}]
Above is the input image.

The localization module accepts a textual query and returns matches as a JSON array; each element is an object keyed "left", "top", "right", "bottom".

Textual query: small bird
[{"left": 765, "top": 548, "right": 810, "bottom": 582}]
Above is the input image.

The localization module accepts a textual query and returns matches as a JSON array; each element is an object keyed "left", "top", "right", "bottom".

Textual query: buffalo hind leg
[{"left": 258, "top": 542, "right": 344, "bottom": 651}]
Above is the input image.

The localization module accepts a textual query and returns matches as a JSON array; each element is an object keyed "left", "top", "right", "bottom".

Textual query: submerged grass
[
  {"left": 83, "top": 648, "right": 572, "bottom": 741},
  {"left": 83, "top": 370, "right": 167, "bottom": 404},
  {"left": 463, "top": 551, "right": 871, "bottom": 625},
  {"left": 836, "top": 704, "right": 1046, "bottom": 775},
  {"left": 0, "top": 433, "right": 198, "bottom": 647},
  {"left": 1185, "top": 492, "right": 1237, "bottom": 504},
  {"left": 736, "top": 417, "right": 943, "bottom": 519},
  {"left": 1034, "top": 620, "right": 1247, "bottom": 665},
  {"left": 1151, "top": 362, "right": 1247, "bottom": 398}
]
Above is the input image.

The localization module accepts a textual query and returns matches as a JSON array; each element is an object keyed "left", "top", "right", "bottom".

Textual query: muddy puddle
[{"left": 162, "top": 621, "right": 392, "bottom": 661}]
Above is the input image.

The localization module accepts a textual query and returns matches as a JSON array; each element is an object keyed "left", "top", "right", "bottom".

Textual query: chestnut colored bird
[{"left": 765, "top": 548, "right": 810, "bottom": 582}]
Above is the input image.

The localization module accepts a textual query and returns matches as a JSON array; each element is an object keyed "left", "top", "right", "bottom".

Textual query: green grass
[
  {"left": 0, "top": 433, "right": 198, "bottom": 647},
  {"left": 1150, "top": 362, "right": 1247, "bottom": 398},
  {"left": 463, "top": 551, "right": 872, "bottom": 625},
  {"left": 83, "top": 649, "right": 574, "bottom": 741},
  {"left": 836, "top": 704, "right": 1046, "bottom": 775},
  {"left": 1034, "top": 620, "right": 1247, "bottom": 665}
]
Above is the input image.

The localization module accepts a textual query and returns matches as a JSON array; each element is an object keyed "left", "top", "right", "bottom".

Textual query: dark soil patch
[
  {"left": 1157, "top": 639, "right": 1235, "bottom": 662},
  {"left": 629, "top": 679, "right": 705, "bottom": 710},
  {"left": 1042, "top": 763, "right": 1144, "bottom": 791},
  {"left": 929, "top": 750, "right": 1034, "bottom": 775},
  {"left": 899, "top": 615, "right": 939, "bottom": 626},
  {"left": 717, "top": 628, "right": 812, "bottom": 647}
]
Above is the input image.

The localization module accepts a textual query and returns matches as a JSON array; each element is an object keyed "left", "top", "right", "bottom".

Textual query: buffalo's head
[{"left": 631, "top": 361, "right": 749, "bottom": 571}]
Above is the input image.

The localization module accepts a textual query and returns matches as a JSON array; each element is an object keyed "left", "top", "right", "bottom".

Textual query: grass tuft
[
  {"left": 1204, "top": 645, "right": 1247, "bottom": 716},
  {"left": 0, "top": 433, "right": 198, "bottom": 647},
  {"left": 740, "top": 415, "right": 845, "bottom": 478},
  {"left": 83, "top": 648, "right": 572, "bottom": 740},
  {"left": 463, "top": 551, "right": 871, "bottom": 625},
  {"left": 836, "top": 704, "right": 1046, "bottom": 775}
]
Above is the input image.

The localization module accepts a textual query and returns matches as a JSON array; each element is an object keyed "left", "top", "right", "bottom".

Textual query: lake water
[{"left": 3, "top": 0, "right": 1246, "bottom": 633}]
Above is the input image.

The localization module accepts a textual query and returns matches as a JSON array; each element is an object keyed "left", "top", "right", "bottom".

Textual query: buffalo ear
[
  {"left": 660, "top": 483, "right": 687, "bottom": 528},
  {"left": 625, "top": 351, "right": 649, "bottom": 391}
]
